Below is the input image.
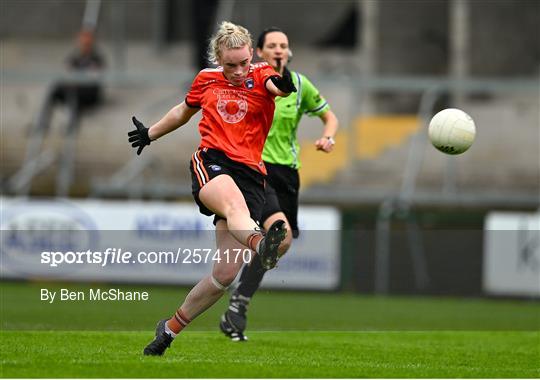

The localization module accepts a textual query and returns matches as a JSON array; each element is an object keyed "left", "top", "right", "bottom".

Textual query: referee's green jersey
[{"left": 262, "top": 71, "right": 330, "bottom": 169}]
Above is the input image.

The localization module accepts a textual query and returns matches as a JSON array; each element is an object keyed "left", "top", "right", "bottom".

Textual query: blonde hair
[{"left": 208, "top": 21, "right": 252, "bottom": 65}]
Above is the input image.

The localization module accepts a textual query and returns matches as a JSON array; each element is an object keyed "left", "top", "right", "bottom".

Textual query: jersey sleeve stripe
[{"left": 308, "top": 101, "right": 328, "bottom": 113}]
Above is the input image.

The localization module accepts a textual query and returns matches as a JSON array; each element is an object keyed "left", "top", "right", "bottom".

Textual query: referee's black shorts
[
  {"left": 190, "top": 147, "right": 265, "bottom": 225},
  {"left": 261, "top": 162, "right": 300, "bottom": 238}
]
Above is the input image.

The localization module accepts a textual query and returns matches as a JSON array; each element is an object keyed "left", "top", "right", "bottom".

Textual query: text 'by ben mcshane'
[{"left": 40, "top": 288, "right": 149, "bottom": 303}]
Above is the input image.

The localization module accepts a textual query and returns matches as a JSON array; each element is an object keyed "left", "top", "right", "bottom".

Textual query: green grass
[
  {"left": 1, "top": 281, "right": 539, "bottom": 378},
  {"left": 2, "top": 281, "right": 539, "bottom": 331},
  {"left": 1, "top": 331, "right": 539, "bottom": 378}
]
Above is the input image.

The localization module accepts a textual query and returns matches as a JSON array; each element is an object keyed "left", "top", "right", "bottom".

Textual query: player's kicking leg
[
  {"left": 144, "top": 221, "right": 244, "bottom": 355},
  {"left": 144, "top": 219, "right": 287, "bottom": 354}
]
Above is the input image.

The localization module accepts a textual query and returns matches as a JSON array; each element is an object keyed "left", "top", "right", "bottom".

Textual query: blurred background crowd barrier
[{"left": 1, "top": 0, "right": 539, "bottom": 297}]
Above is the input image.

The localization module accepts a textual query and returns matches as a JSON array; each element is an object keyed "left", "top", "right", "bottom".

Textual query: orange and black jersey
[{"left": 186, "top": 63, "right": 277, "bottom": 174}]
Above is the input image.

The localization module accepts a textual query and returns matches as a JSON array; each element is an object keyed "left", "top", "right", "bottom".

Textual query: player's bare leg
[
  {"left": 199, "top": 174, "right": 286, "bottom": 269},
  {"left": 180, "top": 221, "right": 245, "bottom": 318},
  {"left": 199, "top": 175, "right": 260, "bottom": 246},
  {"left": 144, "top": 221, "right": 245, "bottom": 355}
]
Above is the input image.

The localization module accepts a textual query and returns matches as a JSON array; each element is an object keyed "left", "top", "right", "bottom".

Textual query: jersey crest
[{"left": 213, "top": 88, "right": 248, "bottom": 124}]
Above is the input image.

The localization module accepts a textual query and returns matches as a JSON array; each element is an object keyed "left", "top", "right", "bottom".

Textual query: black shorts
[
  {"left": 190, "top": 147, "right": 265, "bottom": 225},
  {"left": 261, "top": 162, "right": 300, "bottom": 238}
]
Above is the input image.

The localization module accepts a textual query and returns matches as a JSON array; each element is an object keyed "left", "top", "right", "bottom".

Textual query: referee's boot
[
  {"left": 220, "top": 293, "right": 249, "bottom": 342},
  {"left": 258, "top": 219, "right": 287, "bottom": 270},
  {"left": 143, "top": 319, "right": 174, "bottom": 356}
]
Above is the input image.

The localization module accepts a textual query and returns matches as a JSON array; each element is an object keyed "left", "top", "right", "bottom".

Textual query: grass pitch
[{"left": 1, "top": 281, "right": 539, "bottom": 378}]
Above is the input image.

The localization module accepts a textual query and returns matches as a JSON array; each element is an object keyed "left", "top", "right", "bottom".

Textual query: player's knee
[
  {"left": 210, "top": 274, "right": 229, "bottom": 291},
  {"left": 212, "top": 266, "right": 239, "bottom": 288},
  {"left": 214, "top": 273, "right": 235, "bottom": 288}
]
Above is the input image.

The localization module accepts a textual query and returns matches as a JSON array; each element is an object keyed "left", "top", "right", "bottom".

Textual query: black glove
[
  {"left": 128, "top": 116, "right": 151, "bottom": 155},
  {"left": 270, "top": 62, "right": 297, "bottom": 93}
]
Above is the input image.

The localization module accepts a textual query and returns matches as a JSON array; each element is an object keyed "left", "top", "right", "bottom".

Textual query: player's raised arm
[
  {"left": 128, "top": 101, "right": 199, "bottom": 155},
  {"left": 265, "top": 58, "right": 297, "bottom": 97}
]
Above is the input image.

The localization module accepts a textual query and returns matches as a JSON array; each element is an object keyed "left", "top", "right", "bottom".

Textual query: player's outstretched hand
[
  {"left": 270, "top": 61, "right": 297, "bottom": 93},
  {"left": 315, "top": 136, "right": 335, "bottom": 153},
  {"left": 281, "top": 66, "right": 296, "bottom": 92},
  {"left": 128, "top": 116, "right": 151, "bottom": 155}
]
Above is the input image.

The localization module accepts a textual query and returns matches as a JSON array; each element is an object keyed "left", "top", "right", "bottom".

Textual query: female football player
[{"left": 128, "top": 21, "right": 296, "bottom": 356}]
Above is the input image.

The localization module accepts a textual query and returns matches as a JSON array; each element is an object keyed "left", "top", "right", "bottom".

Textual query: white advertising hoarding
[
  {"left": 1, "top": 197, "right": 340, "bottom": 290},
  {"left": 483, "top": 212, "right": 540, "bottom": 297}
]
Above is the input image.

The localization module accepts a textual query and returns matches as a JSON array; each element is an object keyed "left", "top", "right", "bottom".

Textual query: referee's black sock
[{"left": 236, "top": 258, "right": 266, "bottom": 299}]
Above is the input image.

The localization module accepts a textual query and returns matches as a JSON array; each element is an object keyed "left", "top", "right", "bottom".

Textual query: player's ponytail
[{"left": 208, "top": 21, "right": 252, "bottom": 65}]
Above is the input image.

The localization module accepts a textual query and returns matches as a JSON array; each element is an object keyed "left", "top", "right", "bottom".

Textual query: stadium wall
[
  {"left": 1, "top": 0, "right": 538, "bottom": 78},
  {"left": 341, "top": 207, "right": 540, "bottom": 297}
]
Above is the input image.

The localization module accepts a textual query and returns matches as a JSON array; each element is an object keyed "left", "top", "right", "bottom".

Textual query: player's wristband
[{"left": 325, "top": 136, "right": 335, "bottom": 145}]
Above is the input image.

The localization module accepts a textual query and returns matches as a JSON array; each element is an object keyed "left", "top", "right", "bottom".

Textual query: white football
[{"left": 428, "top": 108, "right": 476, "bottom": 155}]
